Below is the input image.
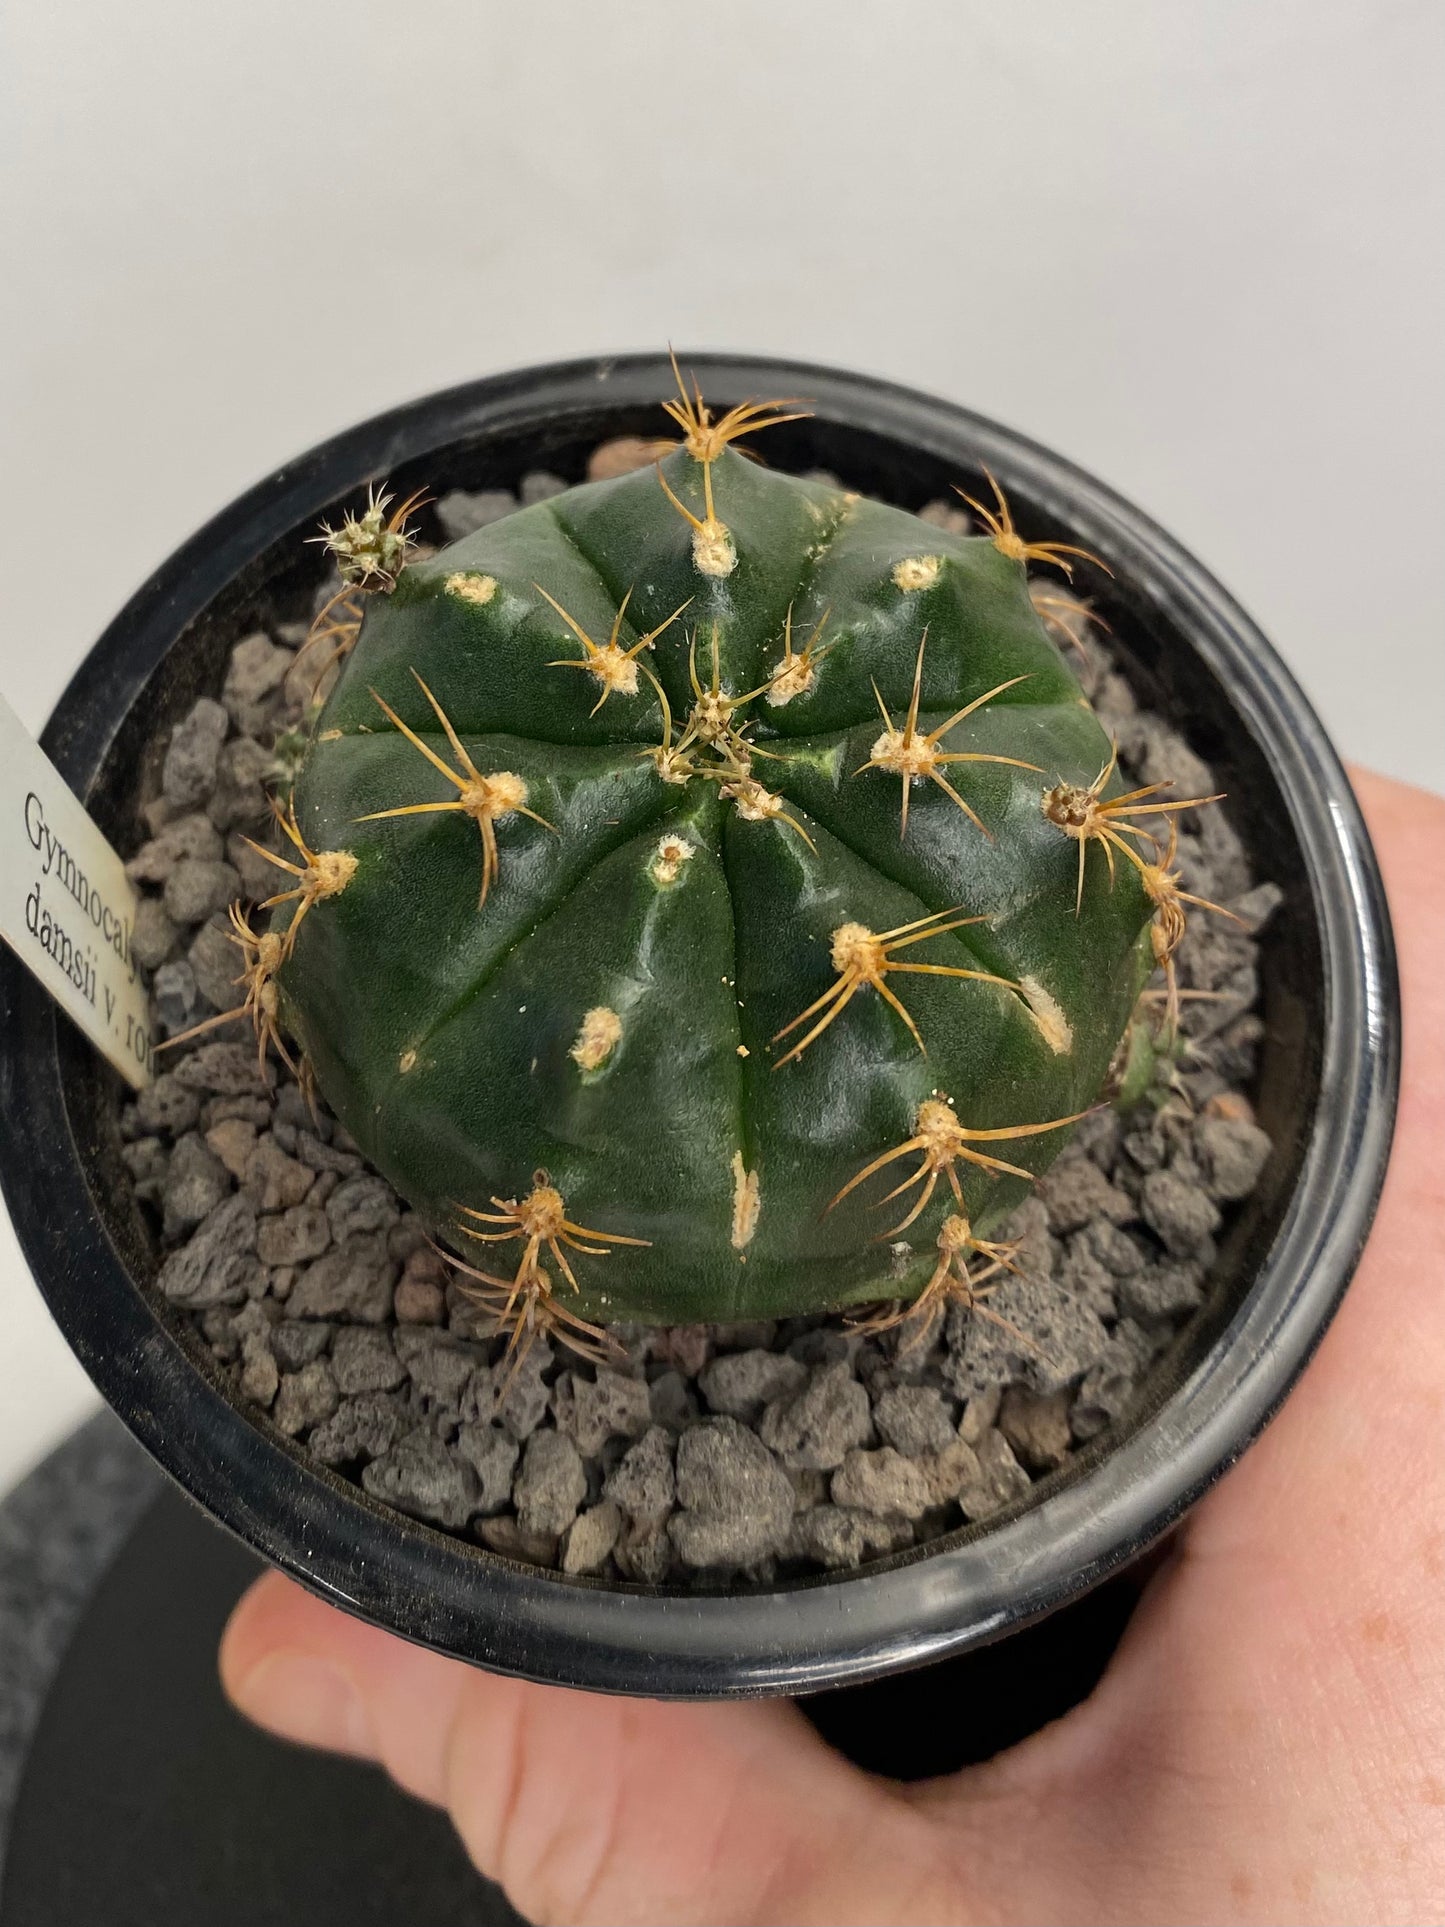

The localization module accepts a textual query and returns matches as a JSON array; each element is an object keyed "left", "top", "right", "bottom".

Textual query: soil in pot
[{"left": 114, "top": 444, "right": 1280, "bottom": 1588}]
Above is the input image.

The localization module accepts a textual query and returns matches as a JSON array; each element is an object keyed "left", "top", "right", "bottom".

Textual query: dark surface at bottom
[
  {"left": 1, "top": 1442, "right": 1145, "bottom": 1925},
  {"left": 804, "top": 1555, "right": 1148, "bottom": 1780},
  {"left": 0, "top": 1479, "right": 524, "bottom": 1927}
]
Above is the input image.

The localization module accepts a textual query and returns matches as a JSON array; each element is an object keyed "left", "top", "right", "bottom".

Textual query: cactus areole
[{"left": 268, "top": 371, "right": 1175, "bottom": 1344}]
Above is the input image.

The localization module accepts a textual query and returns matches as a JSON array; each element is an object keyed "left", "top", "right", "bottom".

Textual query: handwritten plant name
[{"left": 22, "top": 789, "right": 151, "bottom": 1076}]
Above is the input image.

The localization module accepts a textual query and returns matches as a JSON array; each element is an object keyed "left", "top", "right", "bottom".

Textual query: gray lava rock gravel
[
  {"left": 670, "top": 1419, "right": 794, "bottom": 1569},
  {"left": 161, "top": 699, "right": 229, "bottom": 809},
  {"left": 759, "top": 1361, "right": 872, "bottom": 1469},
  {"left": 514, "top": 1431, "right": 587, "bottom": 1539},
  {"left": 363, "top": 1429, "right": 478, "bottom": 1530}
]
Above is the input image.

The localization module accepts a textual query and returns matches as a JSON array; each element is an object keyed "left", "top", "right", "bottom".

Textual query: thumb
[{"left": 220, "top": 1570, "right": 958, "bottom": 1926}]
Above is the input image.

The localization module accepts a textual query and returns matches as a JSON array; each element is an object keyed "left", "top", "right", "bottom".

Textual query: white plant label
[{"left": 0, "top": 693, "right": 154, "bottom": 1089}]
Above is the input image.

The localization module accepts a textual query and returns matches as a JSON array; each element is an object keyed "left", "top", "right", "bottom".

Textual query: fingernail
[{"left": 232, "top": 1651, "right": 371, "bottom": 1755}]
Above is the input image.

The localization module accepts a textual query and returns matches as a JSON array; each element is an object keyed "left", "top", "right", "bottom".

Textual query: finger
[
  {"left": 221, "top": 1570, "right": 956, "bottom": 1927},
  {"left": 944, "top": 769, "right": 1445, "bottom": 1920},
  {"left": 1184, "top": 767, "right": 1445, "bottom": 1569}
]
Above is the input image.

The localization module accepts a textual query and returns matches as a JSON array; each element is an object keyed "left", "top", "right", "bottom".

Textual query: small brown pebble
[
  {"left": 562, "top": 1500, "right": 623, "bottom": 1575},
  {"left": 586, "top": 435, "right": 671, "bottom": 481},
  {"left": 273, "top": 1359, "right": 339, "bottom": 1437},
  {"left": 958, "top": 1430, "right": 1032, "bottom": 1521},
  {"left": 258, "top": 1204, "right": 332, "bottom": 1269},
  {"left": 205, "top": 1118, "right": 258, "bottom": 1179},
  {"left": 401, "top": 1243, "right": 447, "bottom": 1287},
  {"left": 1204, "top": 1090, "right": 1255, "bottom": 1124},
  {"left": 652, "top": 1324, "right": 712, "bottom": 1377},
  {"left": 831, "top": 1447, "right": 932, "bottom": 1521},
  {"left": 477, "top": 1516, "right": 560, "bottom": 1568},
  {"left": 917, "top": 498, "right": 972, "bottom": 534},
  {"left": 957, "top": 1386, "right": 1003, "bottom": 1445},
  {"left": 917, "top": 1438, "right": 983, "bottom": 1507},
  {"left": 998, "top": 1386, "right": 1074, "bottom": 1471},
  {"left": 240, "top": 1349, "right": 280, "bottom": 1408},
  {"left": 393, "top": 1273, "right": 446, "bottom": 1325},
  {"left": 203, "top": 1094, "right": 271, "bottom": 1131},
  {"left": 244, "top": 1136, "right": 315, "bottom": 1212}
]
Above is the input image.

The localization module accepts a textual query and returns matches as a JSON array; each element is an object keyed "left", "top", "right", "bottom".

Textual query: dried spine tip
[
  {"left": 958, "top": 470, "right": 1110, "bottom": 582},
  {"left": 858, "top": 629, "right": 1041, "bottom": 838},
  {"left": 360, "top": 672, "right": 556, "bottom": 907},
  {"left": 451, "top": 1178, "right": 651, "bottom": 1363},
  {"left": 311, "top": 484, "right": 427, "bottom": 591},
  {"left": 847, "top": 1212, "right": 1030, "bottom": 1353},
  {"left": 1117, "top": 819, "right": 1241, "bottom": 1035},
  {"left": 892, "top": 554, "right": 942, "bottom": 593},
  {"left": 571, "top": 1006, "right": 623, "bottom": 1072},
  {"left": 650, "top": 834, "right": 695, "bottom": 885},
  {"left": 772, "top": 909, "right": 1017, "bottom": 1068},
  {"left": 242, "top": 801, "right": 357, "bottom": 960},
  {"left": 298, "top": 584, "right": 366, "bottom": 699},
  {"left": 730, "top": 1153, "right": 761, "bottom": 1250},
  {"left": 1030, "top": 583, "right": 1106, "bottom": 661},
  {"left": 830, "top": 1093, "right": 1087, "bottom": 1236},
  {"left": 156, "top": 901, "right": 295, "bottom": 1083},
  {"left": 535, "top": 582, "right": 689, "bottom": 716},
  {"left": 447, "top": 1242, "right": 619, "bottom": 1380},
  {"left": 445, "top": 571, "right": 498, "bottom": 605}
]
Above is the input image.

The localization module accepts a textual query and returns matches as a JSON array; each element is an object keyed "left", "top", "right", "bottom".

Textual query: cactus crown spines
[
  {"left": 249, "top": 363, "right": 1229, "bottom": 1333},
  {"left": 311, "top": 483, "right": 429, "bottom": 591}
]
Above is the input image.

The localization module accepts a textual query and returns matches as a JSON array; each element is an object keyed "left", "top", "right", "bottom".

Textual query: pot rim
[{"left": 0, "top": 352, "right": 1399, "bottom": 1698}]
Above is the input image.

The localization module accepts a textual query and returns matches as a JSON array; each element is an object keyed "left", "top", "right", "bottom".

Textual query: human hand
[{"left": 220, "top": 768, "right": 1445, "bottom": 1926}]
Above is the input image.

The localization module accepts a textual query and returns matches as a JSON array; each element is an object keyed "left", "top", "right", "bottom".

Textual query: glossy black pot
[{"left": 0, "top": 354, "right": 1398, "bottom": 1699}]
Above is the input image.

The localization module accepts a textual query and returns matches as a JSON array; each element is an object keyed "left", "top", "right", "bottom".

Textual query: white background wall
[{"left": 1, "top": 0, "right": 1441, "bottom": 1495}]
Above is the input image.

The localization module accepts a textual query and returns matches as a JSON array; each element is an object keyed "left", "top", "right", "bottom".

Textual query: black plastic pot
[{"left": 0, "top": 353, "right": 1399, "bottom": 1700}]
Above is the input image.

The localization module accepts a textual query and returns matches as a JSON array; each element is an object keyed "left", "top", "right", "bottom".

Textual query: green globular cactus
[{"left": 253, "top": 372, "right": 1194, "bottom": 1353}]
